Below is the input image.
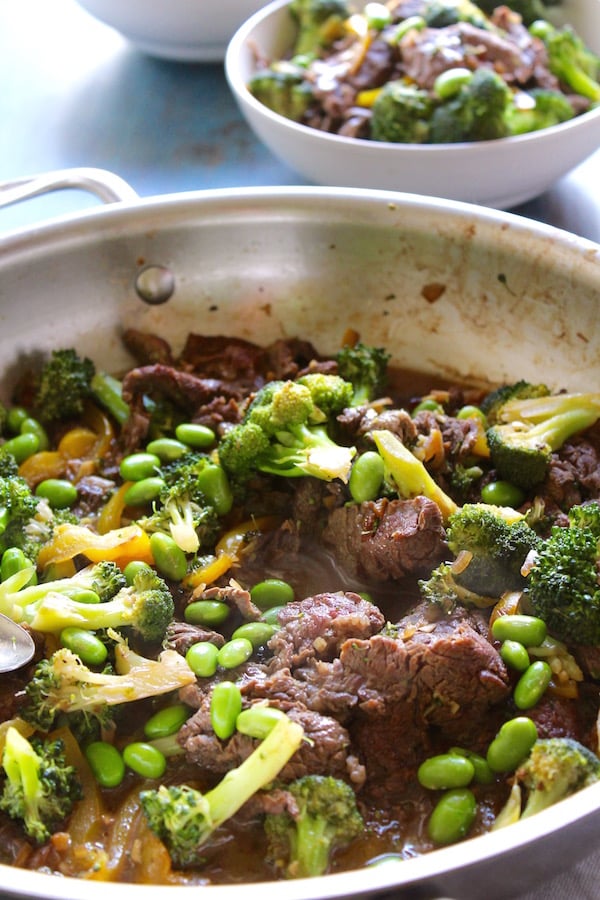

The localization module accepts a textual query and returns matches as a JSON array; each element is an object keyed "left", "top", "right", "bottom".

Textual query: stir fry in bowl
[
  {"left": 2, "top": 329, "right": 600, "bottom": 883},
  {"left": 246, "top": 0, "right": 600, "bottom": 143}
]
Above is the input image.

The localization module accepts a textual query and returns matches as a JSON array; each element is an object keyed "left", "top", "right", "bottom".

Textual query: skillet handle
[{"left": 0, "top": 167, "right": 139, "bottom": 209}]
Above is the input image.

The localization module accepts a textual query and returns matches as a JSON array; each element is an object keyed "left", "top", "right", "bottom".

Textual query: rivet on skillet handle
[
  {"left": 0, "top": 167, "right": 138, "bottom": 210},
  {"left": 135, "top": 265, "right": 176, "bottom": 305}
]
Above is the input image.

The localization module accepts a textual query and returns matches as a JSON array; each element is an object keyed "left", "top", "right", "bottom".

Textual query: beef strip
[
  {"left": 165, "top": 620, "right": 226, "bottom": 655},
  {"left": 121, "top": 328, "right": 175, "bottom": 366},
  {"left": 323, "top": 496, "right": 447, "bottom": 582}
]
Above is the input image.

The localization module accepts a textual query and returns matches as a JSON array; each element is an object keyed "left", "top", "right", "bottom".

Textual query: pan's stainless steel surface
[{"left": 0, "top": 177, "right": 599, "bottom": 899}]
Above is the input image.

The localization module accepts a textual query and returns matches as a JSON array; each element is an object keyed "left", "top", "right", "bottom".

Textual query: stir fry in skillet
[{"left": 1, "top": 330, "right": 600, "bottom": 884}]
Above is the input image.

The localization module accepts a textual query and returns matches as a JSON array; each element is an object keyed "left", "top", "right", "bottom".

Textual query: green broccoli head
[
  {"left": 476, "top": 0, "right": 551, "bottom": 24},
  {"left": 335, "top": 342, "right": 391, "bottom": 405},
  {"left": 0, "top": 726, "right": 82, "bottom": 844},
  {"left": 248, "top": 65, "right": 314, "bottom": 122},
  {"left": 34, "top": 348, "right": 96, "bottom": 424},
  {"left": 141, "top": 714, "right": 305, "bottom": 869},
  {"left": 516, "top": 737, "right": 600, "bottom": 819},
  {"left": 265, "top": 774, "right": 364, "bottom": 878},
  {"left": 505, "top": 88, "right": 575, "bottom": 136},
  {"left": 218, "top": 380, "right": 356, "bottom": 484},
  {"left": 22, "top": 638, "right": 196, "bottom": 733},
  {"left": 480, "top": 380, "right": 550, "bottom": 426},
  {"left": 429, "top": 68, "right": 511, "bottom": 143},
  {"left": 0, "top": 474, "right": 40, "bottom": 555},
  {"left": 370, "top": 80, "right": 435, "bottom": 143},
  {"left": 422, "top": 0, "right": 490, "bottom": 27},
  {"left": 446, "top": 503, "right": 541, "bottom": 596},
  {"left": 531, "top": 20, "right": 600, "bottom": 102},
  {"left": 289, "top": 0, "right": 349, "bottom": 57},
  {"left": 486, "top": 392, "right": 600, "bottom": 490},
  {"left": 525, "top": 501, "right": 600, "bottom": 645},
  {"left": 419, "top": 559, "right": 500, "bottom": 611},
  {"left": 296, "top": 372, "right": 354, "bottom": 417}
]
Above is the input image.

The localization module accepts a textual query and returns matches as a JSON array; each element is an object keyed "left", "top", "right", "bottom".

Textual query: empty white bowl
[
  {"left": 225, "top": 0, "right": 600, "bottom": 208},
  {"left": 75, "top": 0, "right": 267, "bottom": 62}
]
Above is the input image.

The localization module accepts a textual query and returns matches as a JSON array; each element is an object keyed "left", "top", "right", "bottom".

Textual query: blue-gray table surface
[{"left": 1, "top": 2, "right": 600, "bottom": 898}]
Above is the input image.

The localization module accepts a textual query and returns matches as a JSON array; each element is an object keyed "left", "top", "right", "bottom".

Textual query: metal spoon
[{"left": 0, "top": 614, "right": 35, "bottom": 673}]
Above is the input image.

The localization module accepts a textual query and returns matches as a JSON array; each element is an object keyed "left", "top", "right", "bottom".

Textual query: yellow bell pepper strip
[
  {"left": 182, "top": 515, "right": 281, "bottom": 590},
  {"left": 371, "top": 429, "right": 459, "bottom": 522},
  {"left": 18, "top": 450, "right": 66, "bottom": 487},
  {"left": 37, "top": 523, "right": 154, "bottom": 571},
  {"left": 96, "top": 482, "right": 133, "bottom": 535}
]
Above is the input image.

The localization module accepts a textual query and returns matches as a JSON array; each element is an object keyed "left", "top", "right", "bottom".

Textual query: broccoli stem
[
  {"left": 90, "top": 372, "right": 130, "bottom": 426},
  {"left": 205, "top": 715, "right": 304, "bottom": 828},
  {"left": 293, "top": 813, "right": 332, "bottom": 878}
]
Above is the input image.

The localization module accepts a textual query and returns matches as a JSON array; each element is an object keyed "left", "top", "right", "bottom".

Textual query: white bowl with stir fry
[
  {"left": 225, "top": 0, "right": 600, "bottom": 207},
  {"left": 1, "top": 172, "right": 600, "bottom": 900}
]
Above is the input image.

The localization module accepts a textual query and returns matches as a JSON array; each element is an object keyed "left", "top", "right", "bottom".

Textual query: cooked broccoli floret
[
  {"left": 530, "top": 20, "right": 600, "bottom": 103},
  {"left": 505, "top": 88, "right": 575, "bottom": 135},
  {"left": 370, "top": 80, "right": 435, "bottom": 143},
  {"left": 0, "top": 564, "right": 173, "bottom": 643},
  {"left": 264, "top": 774, "right": 364, "bottom": 879},
  {"left": 493, "top": 738, "right": 600, "bottom": 827},
  {"left": 486, "top": 392, "right": 600, "bottom": 490},
  {"left": 140, "top": 713, "right": 304, "bottom": 869},
  {"left": 296, "top": 372, "right": 354, "bottom": 416},
  {"left": 335, "top": 342, "right": 391, "bottom": 405},
  {"left": 140, "top": 454, "right": 229, "bottom": 554},
  {"left": 476, "top": 0, "right": 551, "bottom": 24},
  {"left": 370, "top": 429, "right": 459, "bottom": 521},
  {"left": 248, "top": 64, "right": 315, "bottom": 122},
  {"left": 33, "top": 348, "right": 95, "bottom": 424},
  {"left": 428, "top": 68, "right": 511, "bottom": 143},
  {"left": 218, "top": 379, "right": 356, "bottom": 484},
  {"left": 480, "top": 380, "right": 550, "bottom": 426},
  {"left": 0, "top": 474, "right": 40, "bottom": 556},
  {"left": 419, "top": 559, "right": 500, "bottom": 611},
  {"left": 445, "top": 503, "right": 542, "bottom": 596},
  {"left": 525, "top": 501, "right": 600, "bottom": 645},
  {"left": 22, "top": 633, "right": 195, "bottom": 733},
  {"left": 289, "top": 0, "right": 349, "bottom": 57},
  {"left": 0, "top": 726, "right": 82, "bottom": 844}
]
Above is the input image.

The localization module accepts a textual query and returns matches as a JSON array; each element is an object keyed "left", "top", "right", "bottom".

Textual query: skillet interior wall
[{"left": 0, "top": 194, "right": 599, "bottom": 396}]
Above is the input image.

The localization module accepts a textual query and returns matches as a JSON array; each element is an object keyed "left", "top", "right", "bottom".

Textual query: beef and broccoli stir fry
[
  {"left": 1, "top": 330, "right": 600, "bottom": 884},
  {"left": 248, "top": 0, "right": 600, "bottom": 143}
]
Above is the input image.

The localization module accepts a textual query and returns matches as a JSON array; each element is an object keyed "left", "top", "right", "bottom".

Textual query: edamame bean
[
  {"left": 364, "top": 1, "right": 392, "bottom": 29},
  {"left": 500, "top": 639, "right": 530, "bottom": 673},
  {"left": 85, "top": 741, "right": 125, "bottom": 788},
  {"left": 433, "top": 67, "right": 472, "bottom": 100},
  {"left": 456, "top": 404, "right": 487, "bottom": 424},
  {"left": 1, "top": 432, "right": 39, "bottom": 463},
  {"left": 175, "top": 423, "right": 216, "bottom": 449},
  {"left": 412, "top": 398, "right": 443, "bottom": 415},
  {"left": 231, "top": 621, "right": 277, "bottom": 648},
  {"left": 217, "top": 637, "right": 254, "bottom": 670},
  {"left": 448, "top": 748, "right": 494, "bottom": 785},
  {"left": 349, "top": 451, "right": 385, "bottom": 503},
  {"left": 486, "top": 717, "right": 538, "bottom": 773},
  {"left": 513, "top": 660, "right": 552, "bottom": 710},
  {"left": 35, "top": 478, "right": 78, "bottom": 509},
  {"left": 428, "top": 789, "right": 477, "bottom": 845},
  {"left": 146, "top": 438, "right": 189, "bottom": 462},
  {"left": 6, "top": 406, "right": 29, "bottom": 434},
  {"left": 20, "top": 417, "right": 49, "bottom": 452},
  {"left": 389, "top": 14, "right": 425, "bottom": 42},
  {"left": 260, "top": 605, "right": 284, "bottom": 626},
  {"left": 186, "top": 642, "right": 220, "bottom": 678},
  {"left": 210, "top": 681, "right": 242, "bottom": 740},
  {"left": 123, "top": 560, "right": 154, "bottom": 585},
  {"left": 481, "top": 480, "right": 525, "bottom": 508},
  {"left": 144, "top": 703, "right": 191, "bottom": 740},
  {"left": 0, "top": 547, "right": 34, "bottom": 582},
  {"left": 418, "top": 754, "right": 475, "bottom": 790},
  {"left": 119, "top": 452, "right": 161, "bottom": 482},
  {"left": 59, "top": 586, "right": 101, "bottom": 604},
  {"left": 60, "top": 626, "right": 108, "bottom": 666},
  {"left": 150, "top": 532, "right": 188, "bottom": 581},
  {"left": 184, "top": 600, "right": 230, "bottom": 627},
  {"left": 491, "top": 614, "right": 547, "bottom": 648},
  {"left": 122, "top": 742, "right": 166, "bottom": 779},
  {"left": 123, "top": 476, "right": 165, "bottom": 506},
  {"left": 236, "top": 705, "right": 286, "bottom": 740},
  {"left": 195, "top": 463, "right": 233, "bottom": 516},
  {"left": 251, "top": 579, "right": 294, "bottom": 611}
]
